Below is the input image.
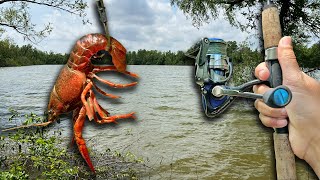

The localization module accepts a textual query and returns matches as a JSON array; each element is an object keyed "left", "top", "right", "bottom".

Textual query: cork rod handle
[
  {"left": 262, "top": 3, "right": 297, "bottom": 180},
  {"left": 262, "top": 5, "right": 282, "bottom": 48}
]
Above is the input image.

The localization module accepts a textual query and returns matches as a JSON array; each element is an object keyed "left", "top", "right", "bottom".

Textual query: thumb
[{"left": 277, "top": 36, "right": 301, "bottom": 82}]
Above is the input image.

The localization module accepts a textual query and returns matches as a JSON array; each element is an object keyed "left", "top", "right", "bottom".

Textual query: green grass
[{"left": 0, "top": 109, "right": 146, "bottom": 179}]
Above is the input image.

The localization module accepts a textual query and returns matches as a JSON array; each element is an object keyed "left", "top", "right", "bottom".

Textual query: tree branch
[
  {"left": 223, "top": 0, "right": 246, "bottom": 11},
  {"left": 0, "top": 22, "right": 44, "bottom": 43},
  {"left": 220, "top": 0, "right": 245, "bottom": 5},
  {"left": 290, "top": 2, "right": 320, "bottom": 37},
  {"left": 0, "top": 0, "right": 87, "bottom": 43},
  {"left": 0, "top": 22, "right": 29, "bottom": 37},
  {"left": 0, "top": 0, "right": 78, "bottom": 15},
  {"left": 304, "top": 67, "right": 320, "bottom": 73}
]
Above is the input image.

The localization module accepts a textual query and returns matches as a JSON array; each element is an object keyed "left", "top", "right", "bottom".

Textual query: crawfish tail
[
  {"left": 68, "top": 34, "right": 108, "bottom": 67},
  {"left": 67, "top": 33, "right": 127, "bottom": 72}
]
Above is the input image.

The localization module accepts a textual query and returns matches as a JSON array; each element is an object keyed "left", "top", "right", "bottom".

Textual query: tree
[
  {"left": 0, "top": 0, "right": 88, "bottom": 43},
  {"left": 308, "top": 42, "right": 320, "bottom": 67},
  {"left": 170, "top": 0, "right": 320, "bottom": 42}
]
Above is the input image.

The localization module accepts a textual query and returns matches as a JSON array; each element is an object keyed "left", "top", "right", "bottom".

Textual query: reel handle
[
  {"left": 262, "top": 2, "right": 296, "bottom": 179},
  {"left": 263, "top": 85, "right": 292, "bottom": 108}
]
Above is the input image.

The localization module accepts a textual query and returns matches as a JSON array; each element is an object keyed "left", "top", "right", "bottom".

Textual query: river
[{"left": 0, "top": 65, "right": 317, "bottom": 179}]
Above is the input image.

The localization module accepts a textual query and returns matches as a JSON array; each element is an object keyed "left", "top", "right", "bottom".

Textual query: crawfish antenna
[
  {"left": 1, "top": 121, "right": 52, "bottom": 132},
  {"left": 96, "top": 0, "right": 111, "bottom": 51}
]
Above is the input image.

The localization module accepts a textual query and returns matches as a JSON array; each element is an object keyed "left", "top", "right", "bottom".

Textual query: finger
[
  {"left": 253, "top": 84, "right": 270, "bottom": 94},
  {"left": 258, "top": 113, "right": 288, "bottom": 128},
  {"left": 254, "top": 62, "right": 270, "bottom": 81},
  {"left": 254, "top": 99, "right": 288, "bottom": 118},
  {"left": 277, "top": 36, "right": 301, "bottom": 82}
]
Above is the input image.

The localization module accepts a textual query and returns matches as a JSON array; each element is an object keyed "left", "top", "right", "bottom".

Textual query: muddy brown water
[{"left": 0, "top": 65, "right": 318, "bottom": 179}]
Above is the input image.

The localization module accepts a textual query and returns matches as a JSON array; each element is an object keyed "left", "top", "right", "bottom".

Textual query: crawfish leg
[
  {"left": 92, "top": 65, "right": 115, "bottom": 73},
  {"left": 92, "top": 65, "right": 139, "bottom": 78},
  {"left": 89, "top": 72, "right": 137, "bottom": 88},
  {"left": 74, "top": 106, "right": 96, "bottom": 173},
  {"left": 72, "top": 92, "right": 97, "bottom": 146},
  {"left": 88, "top": 90, "right": 100, "bottom": 122},
  {"left": 70, "top": 107, "right": 81, "bottom": 147},
  {"left": 81, "top": 81, "right": 94, "bottom": 120},
  {"left": 92, "top": 82, "right": 120, "bottom": 99},
  {"left": 97, "top": 113, "right": 135, "bottom": 124},
  {"left": 90, "top": 91, "right": 110, "bottom": 119},
  {"left": 94, "top": 110, "right": 135, "bottom": 124},
  {"left": 88, "top": 88, "right": 135, "bottom": 124}
]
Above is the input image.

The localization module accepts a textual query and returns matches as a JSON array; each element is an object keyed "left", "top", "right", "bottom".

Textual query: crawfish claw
[{"left": 77, "top": 141, "right": 96, "bottom": 173}]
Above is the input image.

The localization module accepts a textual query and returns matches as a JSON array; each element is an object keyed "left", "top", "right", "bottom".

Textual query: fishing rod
[
  {"left": 191, "top": 1, "right": 296, "bottom": 179},
  {"left": 262, "top": 1, "right": 296, "bottom": 179},
  {"left": 96, "top": 0, "right": 111, "bottom": 51}
]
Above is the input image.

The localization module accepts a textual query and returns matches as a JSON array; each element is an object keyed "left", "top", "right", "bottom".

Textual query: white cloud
[{"left": 2, "top": 0, "right": 259, "bottom": 54}]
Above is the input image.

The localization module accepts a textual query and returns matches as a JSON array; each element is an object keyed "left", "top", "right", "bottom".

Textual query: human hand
[{"left": 253, "top": 36, "right": 320, "bottom": 176}]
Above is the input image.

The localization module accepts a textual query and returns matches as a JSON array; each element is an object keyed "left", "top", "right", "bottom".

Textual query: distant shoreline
[{"left": 0, "top": 39, "right": 319, "bottom": 68}]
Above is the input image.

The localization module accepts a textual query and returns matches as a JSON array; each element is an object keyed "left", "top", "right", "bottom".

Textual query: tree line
[
  {"left": 0, "top": 38, "right": 319, "bottom": 68},
  {"left": 126, "top": 50, "right": 194, "bottom": 65},
  {"left": 0, "top": 39, "right": 68, "bottom": 67}
]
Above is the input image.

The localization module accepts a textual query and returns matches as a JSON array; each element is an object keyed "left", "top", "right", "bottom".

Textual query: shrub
[{"left": 0, "top": 109, "right": 145, "bottom": 179}]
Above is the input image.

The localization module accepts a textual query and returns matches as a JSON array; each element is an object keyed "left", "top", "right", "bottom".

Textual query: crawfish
[{"left": 47, "top": 33, "right": 138, "bottom": 173}]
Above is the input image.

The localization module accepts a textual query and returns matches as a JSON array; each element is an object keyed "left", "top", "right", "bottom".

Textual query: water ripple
[{"left": 0, "top": 65, "right": 317, "bottom": 179}]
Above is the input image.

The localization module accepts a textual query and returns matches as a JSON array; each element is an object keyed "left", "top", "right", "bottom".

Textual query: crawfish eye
[
  {"left": 45, "top": 110, "right": 53, "bottom": 115},
  {"left": 44, "top": 110, "right": 50, "bottom": 118},
  {"left": 91, "top": 50, "right": 112, "bottom": 65},
  {"left": 45, "top": 110, "right": 55, "bottom": 121},
  {"left": 91, "top": 50, "right": 105, "bottom": 60}
]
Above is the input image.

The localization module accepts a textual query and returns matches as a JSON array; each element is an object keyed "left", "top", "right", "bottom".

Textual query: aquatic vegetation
[{"left": 0, "top": 110, "right": 145, "bottom": 179}]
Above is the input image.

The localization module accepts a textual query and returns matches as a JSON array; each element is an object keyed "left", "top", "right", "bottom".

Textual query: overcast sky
[{"left": 3, "top": 0, "right": 317, "bottom": 54}]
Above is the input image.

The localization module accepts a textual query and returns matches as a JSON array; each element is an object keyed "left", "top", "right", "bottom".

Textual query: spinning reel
[
  {"left": 191, "top": 37, "right": 292, "bottom": 117},
  {"left": 191, "top": 2, "right": 296, "bottom": 178}
]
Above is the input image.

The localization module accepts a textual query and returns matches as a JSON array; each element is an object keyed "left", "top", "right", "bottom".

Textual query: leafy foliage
[
  {"left": 170, "top": 0, "right": 320, "bottom": 42},
  {"left": 1, "top": 110, "right": 79, "bottom": 179},
  {"left": 226, "top": 40, "right": 320, "bottom": 83},
  {"left": 0, "top": 38, "right": 319, "bottom": 69},
  {"left": 0, "top": 110, "right": 146, "bottom": 179},
  {"left": 0, "top": 0, "right": 88, "bottom": 43},
  {"left": 0, "top": 39, "right": 68, "bottom": 66},
  {"left": 126, "top": 50, "right": 194, "bottom": 65},
  {"left": 226, "top": 41, "right": 263, "bottom": 84},
  {"left": 0, "top": 39, "right": 195, "bottom": 67},
  {"left": 294, "top": 42, "right": 320, "bottom": 68}
]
